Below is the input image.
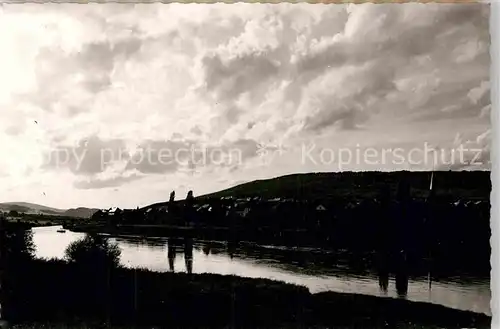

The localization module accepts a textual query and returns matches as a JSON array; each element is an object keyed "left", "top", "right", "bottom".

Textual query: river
[{"left": 32, "top": 225, "right": 491, "bottom": 315}]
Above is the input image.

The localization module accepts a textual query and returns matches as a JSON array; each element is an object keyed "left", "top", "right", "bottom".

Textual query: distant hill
[
  {"left": 200, "top": 171, "right": 491, "bottom": 201},
  {"left": 0, "top": 202, "right": 99, "bottom": 219},
  {"left": 63, "top": 207, "right": 100, "bottom": 219},
  {"left": 0, "top": 202, "right": 64, "bottom": 213}
]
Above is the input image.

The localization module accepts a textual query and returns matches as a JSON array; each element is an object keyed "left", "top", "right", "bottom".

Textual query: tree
[
  {"left": 65, "top": 234, "right": 121, "bottom": 270},
  {"left": 7, "top": 210, "right": 19, "bottom": 217},
  {"left": 91, "top": 210, "right": 105, "bottom": 221},
  {"left": 184, "top": 191, "right": 195, "bottom": 225},
  {"left": 2, "top": 222, "right": 35, "bottom": 264}
]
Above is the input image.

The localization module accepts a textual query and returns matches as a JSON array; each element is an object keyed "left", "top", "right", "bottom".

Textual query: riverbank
[
  {"left": 64, "top": 223, "right": 317, "bottom": 247},
  {"left": 3, "top": 259, "right": 490, "bottom": 328}
]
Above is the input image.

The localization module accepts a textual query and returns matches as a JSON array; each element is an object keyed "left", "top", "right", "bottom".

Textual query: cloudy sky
[{"left": 0, "top": 3, "right": 491, "bottom": 209}]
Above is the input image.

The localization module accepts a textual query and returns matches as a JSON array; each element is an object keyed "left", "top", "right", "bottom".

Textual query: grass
[{"left": 3, "top": 259, "right": 491, "bottom": 329}]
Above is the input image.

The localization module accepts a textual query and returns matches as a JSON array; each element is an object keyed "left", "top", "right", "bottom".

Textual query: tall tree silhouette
[
  {"left": 184, "top": 191, "right": 195, "bottom": 225},
  {"left": 167, "top": 238, "right": 176, "bottom": 272},
  {"left": 184, "top": 238, "right": 193, "bottom": 274}
]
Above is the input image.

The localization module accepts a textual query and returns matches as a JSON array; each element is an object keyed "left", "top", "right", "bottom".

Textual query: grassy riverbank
[{"left": 4, "top": 259, "right": 490, "bottom": 329}]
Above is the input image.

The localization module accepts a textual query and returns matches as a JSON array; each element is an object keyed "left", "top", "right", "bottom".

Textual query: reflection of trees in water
[
  {"left": 114, "top": 236, "right": 167, "bottom": 248},
  {"left": 167, "top": 238, "right": 176, "bottom": 272},
  {"left": 184, "top": 238, "right": 193, "bottom": 274},
  {"left": 395, "top": 251, "right": 409, "bottom": 298},
  {"left": 166, "top": 237, "right": 194, "bottom": 273},
  {"left": 219, "top": 243, "right": 375, "bottom": 276},
  {"left": 227, "top": 241, "right": 237, "bottom": 260},
  {"left": 376, "top": 249, "right": 409, "bottom": 298},
  {"left": 378, "top": 270, "right": 389, "bottom": 294},
  {"left": 396, "top": 271, "right": 408, "bottom": 298},
  {"left": 377, "top": 252, "right": 389, "bottom": 295}
]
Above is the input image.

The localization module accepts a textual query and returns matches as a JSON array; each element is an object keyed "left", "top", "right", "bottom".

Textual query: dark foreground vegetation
[
  {"left": 4, "top": 259, "right": 491, "bottom": 329},
  {"left": 1, "top": 222, "right": 491, "bottom": 329}
]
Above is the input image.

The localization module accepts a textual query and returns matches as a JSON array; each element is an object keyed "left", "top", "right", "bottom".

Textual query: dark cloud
[
  {"left": 411, "top": 79, "right": 490, "bottom": 122},
  {"left": 43, "top": 135, "right": 128, "bottom": 175},
  {"left": 192, "top": 4, "right": 487, "bottom": 138},
  {"left": 196, "top": 10, "right": 301, "bottom": 110},
  {"left": 288, "top": 4, "right": 488, "bottom": 133},
  {"left": 125, "top": 140, "right": 187, "bottom": 174},
  {"left": 4, "top": 125, "right": 23, "bottom": 136},
  {"left": 43, "top": 134, "right": 259, "bottom": 180},
  {"left": 201, "top": 53, "right": 281, "bottom": 103},
  {"left": 74, "top": 173, "right": 143, "bottom": 190},
  {"left": 27, "top": 35, "right": 144, "bottom": 115},
  {"left": 125, "top": 138, "right": 259, "bottom": 174},
  {"left": 295, "top": 5, "right": 488, "bottom": 75},
  {"left": 190, "top": 126, "right": 203, "bottom": 136}
]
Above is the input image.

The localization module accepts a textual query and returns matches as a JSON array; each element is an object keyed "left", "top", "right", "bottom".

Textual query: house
[
  {"left": 108, "top": 207, "right": 120, "bottom": 216},
  {"left": 316, "top": 205, "right": 327, "bottom": 211},
  {"left": 235, "top": 207, "right": 251, "bottom": 218},
  {"left": 157, "top": 206, "right": 169, "bottom": 213},
  {"left": 196, "top": 204, "right": 210, "bottom": 212}
]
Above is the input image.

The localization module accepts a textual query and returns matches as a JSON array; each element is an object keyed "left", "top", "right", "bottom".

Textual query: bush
[
  {"left": 3, "top": 225, "right": 35, "bottom": 264},
  {"left": 65, "top": 234, "right": 121, "bottom": 271}
]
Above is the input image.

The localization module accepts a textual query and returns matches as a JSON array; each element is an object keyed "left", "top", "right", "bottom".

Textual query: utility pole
[
  {"left": 134, "top": 268, "right": 137, "bottom": 315},
  {"left": 0, "top": 218, "right": 8, "bottom": 328},
  {"left": 427, "top": 168, "right": 435, "bottom": 300}
]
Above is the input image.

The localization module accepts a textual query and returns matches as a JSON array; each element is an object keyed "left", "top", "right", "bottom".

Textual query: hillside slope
[{"left": 200, "top": 171, "right": 490, "bottom": 201}]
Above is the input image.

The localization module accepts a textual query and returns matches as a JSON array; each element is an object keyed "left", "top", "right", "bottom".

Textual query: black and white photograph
[{"left": 0, "top": 2, "right": 493, "bottom": 328}]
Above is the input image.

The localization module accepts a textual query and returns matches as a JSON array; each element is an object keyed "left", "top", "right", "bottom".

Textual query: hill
[
  {"left": 0, "top": 202, "right": 64, "bottom": 213},
  {"left": 0, "top": 202, "right": 99, "bottom": 219},
  {"left": 200, "top": 171, "right": 490, "bottom": 201},
  {"left": 139, "top": 171, "right": 491, "bottom": 212},
  {"left": 63, "top": 207, "right": 99, "bottom": 219}
]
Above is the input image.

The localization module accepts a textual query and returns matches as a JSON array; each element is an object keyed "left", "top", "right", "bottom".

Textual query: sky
[{"left": 0, "top": 3, "right": 491, "bottom": 209}]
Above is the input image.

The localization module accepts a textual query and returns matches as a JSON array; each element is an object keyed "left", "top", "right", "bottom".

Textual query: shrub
[{"left": 64, "top": 234, "right": 121, "bottom": 271}]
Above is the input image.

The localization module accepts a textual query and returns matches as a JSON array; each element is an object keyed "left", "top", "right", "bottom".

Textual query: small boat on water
[{"left": 57, "top": 229, "right": 66, "bottom": 233}]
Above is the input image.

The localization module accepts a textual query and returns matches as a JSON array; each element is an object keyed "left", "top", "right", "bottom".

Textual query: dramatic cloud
[{"left": 74, "top": 172, "right": 143, "bottom": 190}]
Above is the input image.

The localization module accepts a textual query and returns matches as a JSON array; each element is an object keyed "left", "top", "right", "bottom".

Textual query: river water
[{"left": 32, "top": 225, "right": 491, "bottom": 315}]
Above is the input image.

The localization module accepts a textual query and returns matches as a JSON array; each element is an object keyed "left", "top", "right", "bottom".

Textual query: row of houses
[{"left": 92, "top": 192, "right": 489, "bottom": 226}]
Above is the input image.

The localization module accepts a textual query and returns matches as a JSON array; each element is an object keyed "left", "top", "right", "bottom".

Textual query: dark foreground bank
[{"left": 3, "top": 259, "right": 490, "bottom": 329}]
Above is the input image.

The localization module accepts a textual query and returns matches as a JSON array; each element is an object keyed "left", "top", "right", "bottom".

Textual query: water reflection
[
  {"left": 31, "top": 226, "right": 491, "bottom": 315},
  {"left": 376, "top": 250, "right": 408, "bottom": 298},
  {"left": 378, "top": 266, "right": 389, "bottom": 295},
  {"left": 184, "top": 238, "right": 193, "bottom": 274},
  {"left": 395, "top": 268, "right": 409, "bottom": 298},
  {"left": 167, "top": 238, "right": 176, "bottom": 272},
  {"left": 227, "top": 241, "right": 236, "bottom": 260}
]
